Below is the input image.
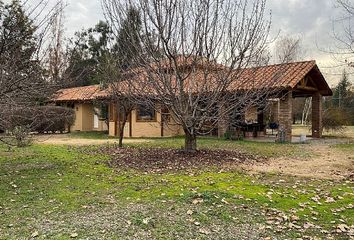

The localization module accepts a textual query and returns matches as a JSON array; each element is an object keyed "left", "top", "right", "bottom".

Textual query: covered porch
[{"left": 217, "top": 61, "right": 333, "bottom": 142}]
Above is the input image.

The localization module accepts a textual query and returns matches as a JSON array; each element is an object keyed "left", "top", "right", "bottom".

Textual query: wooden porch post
[
  {"left": 278, "top": 91, "right": 293, "bottom": 142},
  {"left": 218, "top": 101, "right": 228, "bottom": 138},
  {"left": 312, "top": 92, "right": 322, "bottom": 138}
]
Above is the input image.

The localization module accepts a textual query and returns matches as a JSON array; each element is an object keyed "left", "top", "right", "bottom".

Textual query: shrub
[
  {"left": 11, "top": 126, "right": 32, "bottom": 147},
  {"left": 322, "top": 108, "right": 349, "bottom": 133},
  {"left": 0, "top": 106, "right": 75, "bottom": 147},
  {"left": 33, "top": 106, "right": 75, "bottom": 133}
]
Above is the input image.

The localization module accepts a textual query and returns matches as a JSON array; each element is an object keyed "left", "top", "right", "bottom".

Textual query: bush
[
  {"left": 0, "top": 106, "right": 75, "bottom": 147},
  {"left": 3, "top": 105, "right": 75, "bottom": 133},
  {"left": 322, "top": 108, "right": 349, "bottom": 133},
  {"left": 11, "top": 126, "right": 32, "bottom": 147},
  {"left": 33, "top": 106, "right": 75, "bottom": 133}
]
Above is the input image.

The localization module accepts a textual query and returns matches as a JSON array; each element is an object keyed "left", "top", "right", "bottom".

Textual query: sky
[{"left": 12, "top": 0, "right": 354, "bottom": 86}]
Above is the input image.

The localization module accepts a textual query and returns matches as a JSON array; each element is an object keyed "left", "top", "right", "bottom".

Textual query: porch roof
[
  {"left": 52, "top": 85, "right": 108, "bottom": 102},
  {"left": 52, "top": 60, "right": 332, "bottom": 102},
  {"left": 233, "top": 60, "right": 333, "bottom": 96}
]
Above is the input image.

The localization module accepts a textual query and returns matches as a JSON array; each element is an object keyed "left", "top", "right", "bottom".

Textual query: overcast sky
[{"left": 15, "top": 0, "right": 354, "bottom": 86}]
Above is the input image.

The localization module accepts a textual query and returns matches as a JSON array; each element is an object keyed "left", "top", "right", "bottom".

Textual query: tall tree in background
[
  {"left": 99, "top": 6, "right": 143, "bottom": 147},
  {"left": 275, "top": 36, "right": 304, "bottom": 64},
  {"left": 65, "top": 21, "right": 113, "bottom": 87},
  {"left": 113, "top": 6, "right": 142, "bottom": 69},
  {"left": 332, "top": 70, "right": 352, "bottom": 108},
  {"left": 47, "top": 0, "right": 66, "bottom": 85},
  {"left": 103, "top": 0, "right": 272, "bottom": 152},
  {"left": 0, "top": 0, "right": 70, "bottom": 146}
]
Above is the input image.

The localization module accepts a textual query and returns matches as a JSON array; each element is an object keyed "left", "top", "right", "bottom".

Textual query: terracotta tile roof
[
  {"left": 52, "top": 60, "right": 332, "bottom": 102},
  {"left": 231, "top": 60, "right": 317, "bottom": 90},
  {"left": 52, "top": 85, "right": 109, "bottom": 102}
]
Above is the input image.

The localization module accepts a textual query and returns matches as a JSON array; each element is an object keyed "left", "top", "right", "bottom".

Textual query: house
[
  {"left": 53, "top": 85, "right": 182, "bottom": 137},
  {"left": 52, "top": 60, "right": 332, "bottom": 141},
  {"left": 52, "top": 85, "right": 109, "bottom": 132}
]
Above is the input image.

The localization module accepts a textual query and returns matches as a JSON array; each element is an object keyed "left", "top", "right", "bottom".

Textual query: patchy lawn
[{"left": 0, "top": 143, "right": 353, "bottom": 239}]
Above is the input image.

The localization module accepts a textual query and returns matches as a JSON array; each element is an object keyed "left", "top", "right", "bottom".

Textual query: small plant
[
  {"left": 224, "top": 131, "right": 232, "bottom": 140},
  {"left": 2, "top": 126, "right": 33, "bottom": 147},
  {"left": 12, "top": 126, "right": 32, "bottom": 147}
]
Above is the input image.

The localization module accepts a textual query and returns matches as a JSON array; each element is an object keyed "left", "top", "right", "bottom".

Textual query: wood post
[
  {"left": 312, "top": 92, "right": 322, "bottom": 138},
  {"left": 278, "top": 91, "right": 293, "bottom": 142}
]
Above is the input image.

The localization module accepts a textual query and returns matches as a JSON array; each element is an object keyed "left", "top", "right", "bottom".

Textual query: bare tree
[
  {"left": 275, "top": 36, "right": 304, "bottom": 63},
  {"left": 100, "top": 54, "right": 135, "bottom": 147},
  {"left": 331, "top": 0, "right": 354, "bottom": 68},
  {"left": 0, "top": 0, "right": 67, "bottom": 147},
  {"left": 102, "top": 0, "right": 272, "bottom": 152},
  {"left": 47, "top": 0, "right": 67, "bottom": 85}
]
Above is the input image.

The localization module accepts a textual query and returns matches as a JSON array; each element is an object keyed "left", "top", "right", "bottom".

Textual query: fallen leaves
[
  {"left": 100, "top": 147, "right": 261, "bottom": 173},
  {"left": 70, "top": 232, "right": 78, "bottom": 238},
  {"left": 31, "top": 231, "right": 39, "bottom": 238}
]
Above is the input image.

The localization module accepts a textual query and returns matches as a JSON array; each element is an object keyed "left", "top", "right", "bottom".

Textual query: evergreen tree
[
  {"left": 114, "top": 6, "right": 142, "bottom": 69},
  {"left": 332, "top": 70, "right": 352, "bottom": 109},
  {"left": 65, "top": 21, "right": 113, "bottom": 86}
]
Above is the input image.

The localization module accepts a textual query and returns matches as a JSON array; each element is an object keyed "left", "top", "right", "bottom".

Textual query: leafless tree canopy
[
  {"left": 0, "top": 0, "right": 72, "bottom": 146},
  {"left": 275, "top": 36, "right": 304, "bottom": 64},
  {"left": 102, "top": 0, "right": 272, "bottom": 151},
  {"left": 332, "top": 0, "right": 354, "bottom": 68}
]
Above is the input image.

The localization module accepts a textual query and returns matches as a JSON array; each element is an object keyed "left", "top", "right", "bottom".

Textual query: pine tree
[{"left": 332, "top": 70, "right": 352, "bottom": 108}]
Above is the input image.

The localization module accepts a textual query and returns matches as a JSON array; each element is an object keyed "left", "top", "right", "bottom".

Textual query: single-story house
[
  {"left": 52, "top": 60, "right": 332, "bottom": 141},
  {"left": 52, "top": 84, "right": 182, "bottom": 137}
]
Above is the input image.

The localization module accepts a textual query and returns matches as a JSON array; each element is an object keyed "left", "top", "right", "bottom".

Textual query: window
[
  {"left": 161, "top": 108, "right": 170, "bottom": 122},
  {"left": 136, "top": 105, "right": 156, "bottom": 122}
]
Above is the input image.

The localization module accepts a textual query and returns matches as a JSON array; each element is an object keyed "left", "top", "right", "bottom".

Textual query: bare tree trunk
[
  {"left": 184, "top": 130, "right": 197, "bottom": 152},
  {"left": 118, "top": 121, "right": 126, "bottom": 148},
  {"left": 302, "top": 98, "right": 311, "bottom": 125}
]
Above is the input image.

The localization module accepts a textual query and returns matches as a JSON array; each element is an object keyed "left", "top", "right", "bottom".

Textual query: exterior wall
[
  {"left": 81, "top": 103, "right": 94, "bottom": 131},
  {"left": 245, "top": 107, "right": 258, "bottom": 122},
  {"left": 278, "top": 91, "right": 293, "bottom": 142},
  {"left": 109, "top": 121, "right": 116, "bottom": 136},
  {"left": 69, "top": 103, "right": 107, "bottom": 132},
  {"left": 218, "top": 102, "right": 228, "bottom": 138},
  {"left": 108, "top": 105, "right": 182, "bottom": 138},
  {"left": 70, "top": 103, "right": 83, "bottom": 131},
  {"left": 163, "top": 121, "right": 182, "bottom": 137},
  {"left": 131, "top": 109, "right": 162, "bottom": 137},
  {"left": 270, "top": 100, "right": 280, "bottom": 123}
]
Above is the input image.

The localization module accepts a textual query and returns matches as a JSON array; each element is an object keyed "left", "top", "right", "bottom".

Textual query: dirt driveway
[
  {"left": 35, "top": 134, "right": 149, "bottom": 146},
  {"left": 244, "top": 142, "right": 354, "bottom": 180}
]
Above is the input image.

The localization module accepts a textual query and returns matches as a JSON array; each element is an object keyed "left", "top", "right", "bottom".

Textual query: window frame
[{"left": 136, "top": 104, "right": 157, "bottom": 122}]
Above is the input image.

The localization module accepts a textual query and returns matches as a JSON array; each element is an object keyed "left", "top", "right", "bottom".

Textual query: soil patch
[
  {"left": 244, "top": 144, "right": 354, "bottom": 180},
  {"left": 103, "top": 147, "right": 262, "bottom": 173},
  {"left": 34, "top": 134, "right": 149, "bottom": 146}
]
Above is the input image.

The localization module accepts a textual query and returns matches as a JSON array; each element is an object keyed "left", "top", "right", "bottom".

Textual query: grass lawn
[
  {"left": 67, "top": 132, "right": 310, "bottom": 158},
  {"left": 0, "top": 140, "right": 353, "bottom": 239}
]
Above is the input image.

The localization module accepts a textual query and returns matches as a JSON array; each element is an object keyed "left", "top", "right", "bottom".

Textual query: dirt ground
[
  {"left": 244, "top": 143, "right": 354, "bottom": 180},
  {"left": 35, "top": 134, "right": 149, "bottom": 146}
]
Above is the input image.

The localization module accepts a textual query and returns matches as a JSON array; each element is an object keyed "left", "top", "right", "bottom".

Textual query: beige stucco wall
[
  {"left": 69, "top": 103, "right": 107, "bottom": 132},
  {"left": 70, "top": 103, "right": 83, "bottom": 131},
  {"left": 131, "top": 109, "right": 161, "bottom": 137},
  {"left": 108, "top": 108, "right": 182, "bottom": 138},
  {"left": 245, "top": 107, "right": 258, "bottom": 123}
]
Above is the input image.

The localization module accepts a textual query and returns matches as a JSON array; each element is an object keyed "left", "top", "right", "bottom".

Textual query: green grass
[
  {"left": 68, "top": 131, "right": 112, "bottom": 139},
  {"left": 0, "top": 143, "right": 352, "bottom": 239}
]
